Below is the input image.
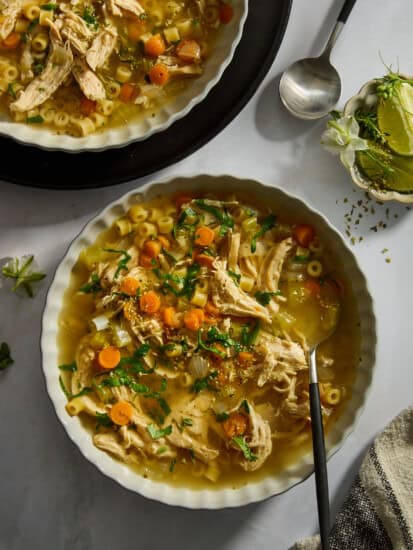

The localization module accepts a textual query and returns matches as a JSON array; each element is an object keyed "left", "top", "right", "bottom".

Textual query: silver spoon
[{"left": 279, "top": 0, "right": 357, "bottom": 119}]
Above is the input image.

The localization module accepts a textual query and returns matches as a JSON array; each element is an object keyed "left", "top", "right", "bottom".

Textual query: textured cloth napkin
[{"left": 294, "top": 404, "right": 413, "bottom": 550}]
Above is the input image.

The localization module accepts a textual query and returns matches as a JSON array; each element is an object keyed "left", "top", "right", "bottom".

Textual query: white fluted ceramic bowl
[
  {"left": 41, "top": 175, "right": 376, "bottom": 508},
  {"left": 0, "top": 3, "right": 247, "bottom": 152},
  {"left": 343, "top": 77, "right": 413, "bottom": 203}
]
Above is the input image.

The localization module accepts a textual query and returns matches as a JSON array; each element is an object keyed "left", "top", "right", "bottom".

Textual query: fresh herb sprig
[
  {"left": 254, "top": 290, "right": 281, "bottom": 306},
  {"left": 191, "top": 371, "right": 218, "bottom": 393},
  {"left": 232, "top": 435, "right": 257, "bottom": 462},
  {"left": 79, "top": 273, "right": 101, "bottom": 294},
  {"left": 147, "top": 424, "right": 172, "bottom": 440},
  {"left": 0, "top": 342, "right": 13, "bottom": 370},
  {"left": 103, "top": 249, "right": 131, "bottom": 279},
  {"left": 194, "top": 199, "right": 234, "bottom": 236},
  {"left": 2, "top": 255, "right": 46, "bottom": 297},
  {"left": 251, "top": 214, "right": 276, "bottom": 253}
]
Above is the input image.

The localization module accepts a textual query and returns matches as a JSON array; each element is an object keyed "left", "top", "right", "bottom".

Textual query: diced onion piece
[
  {"left": 188, "top": 354, "right": 209, "bottom": 378},
  {"left": 113, "top": 325, "right": 132, "bottom": 347},
  {"left": 92, "top": 315, "right": 110, "bottom": 331}
]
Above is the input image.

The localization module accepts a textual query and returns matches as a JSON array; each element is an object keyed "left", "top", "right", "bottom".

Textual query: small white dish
[
  {"left": 343, "top": 78, "right": 413, "bottom": 204},
  {"left": 0, "top": 2, "right": 247, "bottom": 153},
  {"left": 41, "top": 175, "right": 376, "bottom": 508}
]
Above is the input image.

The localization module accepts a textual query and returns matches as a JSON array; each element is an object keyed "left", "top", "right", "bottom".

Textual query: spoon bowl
[{"left": 279, "top": 57, "right": 341, "bottom": 119}]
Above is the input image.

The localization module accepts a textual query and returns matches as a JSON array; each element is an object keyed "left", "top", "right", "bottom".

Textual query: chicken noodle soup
[
  {"left": 58, "top": 192, "right": 360, "bottom": 488},
  {"left": 0, "top": 0, "right": 233, "bottom": 136}
]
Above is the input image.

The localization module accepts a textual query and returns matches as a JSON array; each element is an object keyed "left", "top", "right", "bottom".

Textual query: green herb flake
[
  {"left": 240, "top": 321, "right": 260, "bottom": 347},
  {"left": 227, "top": 270, "right": 241, "bottom": 284},
  {"left": 2, "top": 255, "right": 46, "bottom": 297},
  {"left": 28, "top": 17, "right": 39, "bottom": 31},
  {"left": 194, "top": 199, "right": 234, "bottom": 236},
  {"left": 251, "top": 214, "right": 276, "bottom": 253},
  {"left": 189, "top": 448, "right": 195, "bottom": 463},
  {"left": 239, "top": 400, "right": 250, "bottom": 414},
  {"left": 95, "top": 411, "right": 113, "bottom": 429},
  {"left": 0, "top": 342, "right": 14, "bottom": 371},
  {"left": 169, "top": 458, "right": 177, "bottom": 472},
  {"left": 215, "top": 411, "right": 229, "bottom": 423},
  {"left": 191, "top": 371, "right": 218, "bottom": 393},
  {"left": 254, "top": 290, "right": 281, "bottom": 306},
  {"left": 103, "top": 248, "right": 131, "bottom": 279},
  {"left": 81, "top": 5, "right": 99, "bottom": 29},
  {"left": 40, "top": 3, "right": 57, "bottom": 9},
  {"left": 59, "top": 375, "right": 71, "bottom": 398},
  {"left": 156, "top": 446, "right": 168, "bottom": 454},
  {"left": 58, "top": 361, "right": 77, "bottom": 372},
  {"left": 79, "top": 273, "right": 101, "bottom": 294},
  {"left": 27, "top": 115, "right": 44, "bottom": 124},
  {"left": 147, "top": 424, "right": 172, "bottom": 440},
  {"left": 7, "top": 82, "right": 16, "bottom": 99},
  {"left": 232, "top": 435, "right": 257, "bottom": 462},
  {"left": 33, "top": 63, "right": 44, "bottom": 75}
]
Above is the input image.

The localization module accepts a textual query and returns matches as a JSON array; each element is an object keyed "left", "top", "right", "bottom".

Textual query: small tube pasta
[
  {"left": 106, "top": 80, "right": 121, "bottom": 99},
  {"left": 3, "top": 64, "right": 19, "bottom": 82},
  {"left": 32, "top": 32, "right": 49, "bottom": 52},
  {"left": 147, "top": 207, "right": 163, "bottom": 222},
  {"left": 97, "top": 99, "right": 115, "bottom": 116},
  {"left": 190, "top": 286, "right": 207, "bottom": 308},
  {"left": 157, "top": 216, "right": 174, "bottom": 234},
  {"left": 54, "top": 111, "right": 70, "bottom": 127},
  {"left": 66, "top": 396, "right": 86, "bottom": 416},
  {"left": 324, "top": 387, "right": 341, "bottom": 405},
  {"left": 15, "top": 18, "right": 29, "bottom": 33},
  {"left": 115, "top": 218, "right": 133, "bottom": 236},
  {"left": 128, "top": 204, "right": 148, "bottom": 223},
  {"left": 23, "top": 3, "right": 40, "bottom": 20},
  {"left": 39, "top": 8, "right": 53, "bottom": 26},
  {"left": 179, "top": 372, "right": 193, "bottom": 388},
  {"left": 307, "top": 260, "right": 323, "bottom": 278},
  {"left": 138, "top": 221, "right": 157, "bottom": 238},
  {"left": 116, "top": 64, "right": 132, "bottom": 83},
  {"left": 90, "top": 112, "right": 107, "bottom": 128},
  {"left": 70, "top": 117, "right": 95, "bottom": 136}
]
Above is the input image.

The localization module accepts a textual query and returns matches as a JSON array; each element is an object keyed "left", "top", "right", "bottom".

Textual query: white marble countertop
[{"left": 1, "top": 0, "right": 413, "bottom": 548}]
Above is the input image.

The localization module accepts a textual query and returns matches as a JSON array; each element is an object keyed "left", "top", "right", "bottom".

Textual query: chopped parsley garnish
[
  {"left": 79, "top": 273, "right": 101, "bottom": 294},
  {"left": 294, "top": 255, "right": 310, "bottom": 263},
  {"left": 203, "top": 327, "right": 241, "bottom": 353},
  {"left": 71, "top": 387, "right": 93, "bottom": 399},
  {"left": 191, "top": 371, "right": 218, "bottom": 393},
  {"left": 2, "top": 255, "right": 46, "bottom": 297},
  {"left": 27, "top": 115, "right": 44, "bottom": 124},
  {"left": 103, "top": 248, "right": 131, "bottom": 279},
  {"left": 58, "top": 361, "right": 77, "bottom": 372},
  {"left": 254, "top": 290, "right": 281, "bottom": 306},
  {"left": 239, "top": 400, "right": 250, "bottom": 414},
  {"left": 227, "top": 270, "right": 241, "bottom": 285},
  {"left": 95, "top": 412, "right": 113, "bottom": 429},
  {"left": 81, "top": 5, "right": 99, "bottom": 30},
  {"left": 172, "top": 207, "right": 200, "bottom": 238},
  {"left": 215, "top": 411, "right": 229, "bottom": 423},
  {"left": 147, "top": 424, "right": 172, "bottom": 440},
  {"left": 0, "top": 342, "right": 14, "bottom": 370},
  {"left": 7, "top": 82, "right": 16, "bottom": 99},
  {"left": 197, "top": 330, "right": 226, "bottom": 358},
  {"left": 33, "top": 63, "right": 44, "bottom": 75},
  {"left": 178, "top": 417, "right": 193, "bottom": 432},
  {"left": 40, "top": 3, "right": 57, "bottom": 9},
  {"left": 153, "top": 262, "right": 199, "bottom": 299},
  {"left": 59, "top": 375, "right": 71, "bottom": 398},
  {"left": 193, "top": 199, "right": 234, "bottom": 236},
  {"left": 251, "top": 214, "right": 277, "bottom": 253},
  {"left": 240, "top": 321, "right": 260, "bottom": 347},
  {"left": 232, "top": 436, "right": 257, "bottom": 462},
  {"left": 28, "top": 17, "right": 39, "bottom": 31},
  {"left": 189, "top": 448, "right": 196, "bottom": 463},
  {"left": 156, "top": 446, "right": 168, "bottom": 454},
  {"left": 169, "top": 458, "right": 176, "bottom": 472}
]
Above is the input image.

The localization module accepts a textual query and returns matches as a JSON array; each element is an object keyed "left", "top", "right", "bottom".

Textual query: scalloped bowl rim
[
  {"left": 40, "top": 174, "right": 376, "bottom": 508},
  {"left": 343, "top": 77, "right": 413, "bottom": 203},
  {"left": 0, "top": 2, "right": 247, "bottom": 153}
]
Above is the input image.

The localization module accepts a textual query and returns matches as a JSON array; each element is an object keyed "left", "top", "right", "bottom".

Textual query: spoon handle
[
  {"left": 310, "top": 382, "right": 331, "bottom": 550},
  {"left": 337, "top": 0, "right": 357, "bottom": 23}
]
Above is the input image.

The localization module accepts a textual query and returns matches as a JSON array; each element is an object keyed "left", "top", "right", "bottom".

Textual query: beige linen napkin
[{"left": 294, "top": 404, "right": 413, "bottom": 550}]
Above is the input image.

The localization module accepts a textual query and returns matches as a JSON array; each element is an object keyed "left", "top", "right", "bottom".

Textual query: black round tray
[{"left": 1, "top": 0, "right": 291, "bottom": 189}]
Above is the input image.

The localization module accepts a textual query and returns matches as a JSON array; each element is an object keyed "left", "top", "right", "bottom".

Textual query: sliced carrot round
[
  {"left": 120, "top": 276, "right": 140, "bottom": 296},
  {"left": 144, "top": 33, "right": 166, "bottom": 57},
  {"left": 194, "top": 226, "right": 215, "bottom": 247},
  {"left": 149, "top": 63, "right": 170, "bottom": 86},
  {"left": 183, "top": 308, "right": 204, "bottom": 331},
  {"left": 222, "top": 412, "right": 247, "bottom": 438},
  {"left": 143, "top": 239, "right": 162, "bottom": 258},
  {"left": 98, "top": 346, "right": 121, "bottom": 370},
  {"left": 119, "top": 83, "right": 138, "bottom": 103},
  {"left": 140, "top": 290, "right": 161, "bottom": 314},
  {"left": 3, "top": 32, "right": 21, "bottom": 48},
  {"left": 157, "top": 235, "right": 170, "bottom": 249},
  {"left": 162, "top": 306, "right": 181, "bottom": 328},
  {"left": 237, "top": 351, "right": 254, "bottom": 364},
  {"left": 219, "top": 3, "right": 234, "bottom": 23},
  {"left": 80, "top": 97, "right": 97, "bottom": 116},
  {"left": 293, "top": 224, "right": 315, "bottom": 248},
  {"left": 195, "top": 253, "right": 215, "bottom": 268},
  {"left": 110, "top": 401, "right": 133, "bottom": 425}
]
